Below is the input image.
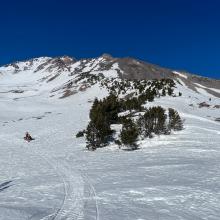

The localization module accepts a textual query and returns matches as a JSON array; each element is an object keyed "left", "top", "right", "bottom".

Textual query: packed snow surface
[{"left": 0, "top": 62, "right": 220, "bottom": 220}]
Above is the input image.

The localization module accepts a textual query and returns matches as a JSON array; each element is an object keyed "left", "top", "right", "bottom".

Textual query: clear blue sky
[{"left": 0, "top": 0, "right": 220, "bottom": 79}]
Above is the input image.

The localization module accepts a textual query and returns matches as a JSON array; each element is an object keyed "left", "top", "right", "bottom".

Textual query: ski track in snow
[
  {"left": 31, "top": 147, "right": 84, "bottom": 220},
  {"left": 28, "top": 136, "right": 100, "bottom": 220},
  {"left": 38, "top": 153, "right": 100, "bottom": 220}
]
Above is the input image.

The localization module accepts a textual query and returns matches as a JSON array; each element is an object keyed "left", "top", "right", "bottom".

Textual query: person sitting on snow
[{"left": 24, "top": 132, "right": 34, "bottom": 142}]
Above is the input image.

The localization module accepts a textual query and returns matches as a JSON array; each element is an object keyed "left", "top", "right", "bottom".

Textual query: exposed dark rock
[
  {"left": 198, "top": 102, "right": 211, "bottom": 108},
  {"left": 11, "top": 90, "right": 24, "bottom": 93},
  {"left": 116, "top": 57, "right": 174, "bottom": 80},
  {"left": 60, "top": 90, "right": 77, "bottom": 99},
  {"left": 214, "top": 105, "right": 220, "bottom": 109},
  {"left": 47, "top": 74, "right": 60, "bottom": 82}
]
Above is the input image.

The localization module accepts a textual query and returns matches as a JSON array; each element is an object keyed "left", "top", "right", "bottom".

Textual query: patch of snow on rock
[{"left": 173, "top": 71, "right": 188, "bottom": 79}]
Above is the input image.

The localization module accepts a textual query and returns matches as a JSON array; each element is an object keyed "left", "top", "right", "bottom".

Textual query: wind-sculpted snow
[{"left": 0, "top": 56, "right": 220, "bottom": 219}]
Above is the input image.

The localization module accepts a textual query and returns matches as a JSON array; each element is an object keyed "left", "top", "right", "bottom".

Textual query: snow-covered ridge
[
  {"left": 0, "top": 56, "right": 124, "bottom": 99},
  {"left": 0, "top": 55, "right": 220, "bottom": 100}
]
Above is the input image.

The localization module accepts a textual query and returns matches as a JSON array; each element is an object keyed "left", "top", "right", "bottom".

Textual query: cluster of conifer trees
[
  {"left": 75, "top": 78, "right": 183, "bottom": 150},
  {"left": 101, "top": 78, "right": 175, "bottom": 97},
  {"left": 84, "top": 92, "right": 183, "bottom": 150},
  {"left": 75, "top": 72, "right": 178, "bottom": 105},
  {"left": 75, "top": 72, "right": 104, "bottom": 85}
]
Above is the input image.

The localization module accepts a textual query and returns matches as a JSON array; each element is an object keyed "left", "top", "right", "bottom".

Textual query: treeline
[
  {"left": 75, "top": 72, "right": 178, "bottom": 100},
  {"left": 75, "top": 72, "right": 104, "bottom": 85},
  {"left": 81, "top": 93, "right": 183, "bottom": 150},
  {"left": 101, "top": 78, "right": 176, "bottom": 97}
]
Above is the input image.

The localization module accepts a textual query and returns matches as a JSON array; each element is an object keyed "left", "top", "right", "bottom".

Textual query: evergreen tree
[
  {"left": 167, "top": 87, "right": 174, "bottom": 96},
  {"left": 138, "top": 106, "right": 167, "bottom": 137},
  {"left": 120, "top": 119, "right": 139, "bottom": 149},
  {"left": 86, "top": 115, "right": 112, "bottom": 149},
  {"left": 143, "top": 109, "right": 154, "bottom": 137},
  {"left": 86, "top": 121, "right": 99, "bottom": 149},
  {"left": 86, "top": 97, "right": 113, "bottom": 149},
  {"left": 89, "top": 97, "right": 99, "bottom": 121},
  {"left": 152, "top": 106, "right": 167, "bottom": 135},
  {"left": 168, "top": 108, "right": 183, "bottom": 131}
]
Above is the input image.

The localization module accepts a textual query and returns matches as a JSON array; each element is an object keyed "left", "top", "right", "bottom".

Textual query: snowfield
[{"left": 0, "top": 59, "right": 220, "bottom": 220}]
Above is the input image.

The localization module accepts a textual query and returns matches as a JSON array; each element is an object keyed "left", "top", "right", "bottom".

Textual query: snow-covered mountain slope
[
  {"left": 0, "top": 55, "right": 219, "bottom": 99},
  {"left": 0, "top": 55, "right": 220, "bottom": 220}
]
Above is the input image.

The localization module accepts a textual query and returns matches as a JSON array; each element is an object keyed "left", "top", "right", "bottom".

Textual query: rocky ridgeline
[{"left": 1, "top": 54, "right": 220, "bottom": 99}]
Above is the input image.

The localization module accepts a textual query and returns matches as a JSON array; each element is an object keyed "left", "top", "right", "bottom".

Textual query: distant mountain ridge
[{"left": 0, "top": 54, "right": 220, "bottom": 98}]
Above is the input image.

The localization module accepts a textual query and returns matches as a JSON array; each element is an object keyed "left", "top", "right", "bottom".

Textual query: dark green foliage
[
  {"left": 103, "top": 93, "right": 121, "bottom": 123},
  {"left": 152, "top": 106, "right": 167, "bottom": 135},
  {"left": 76, "top": 130, "right": 85, "bottom": 138},
  {"left": 115, "top": 139, "right": 122, "bottom": 146},
  {"left": 122, "top": 97, "right": 142, "bottom": 111},
  {"left": 137, "top": 106, "right": 167, "bottom": 137},
  {"left": 86, "top": 117, "right": 112, "bottom": 149},
  {"left": 89, "top": 98, "right": 99, "bottom": 121},
  {"left": 86, "top": 97, "right": 115, "bottom": 149},
  {"left": 102, "top": 78, "right": 176, "bottom": 99},
  {"left": 86, "top": 121, "right": 99, "bottom": 149},
  {"left": 75, "top": 72, "right": 104, "bottom": 85},
  {"left": 120, "top": 119, "right": 139, "bottom": 149},
  {"left": 167, "top": 87, "right": 174, "bottom": 96},
  {"left": 90, "top": 94, "right": 121, "bottom": 124},
  {"left": 168, "top": 108, "right": 183, "bottom": 131}
]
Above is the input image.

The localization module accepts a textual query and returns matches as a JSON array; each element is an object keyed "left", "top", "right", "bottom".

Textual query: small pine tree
[
  {"left": 153, "top": 106, "right": 167, "bottom": 135},
  {"left": 143, "top": 109, "right": 154, "bottom": 137},
  {"left": 86, "top": 121, "right": 99, "bottom": 150},
  {"left": 120, "top": 119, "right": 139, "bottom": 149},
  {"left": 86, "top": 97, "right": 113, "bottom": 149},
  {"left": 168, "top": 108, "right": 183, "bottom": 131},
  {"left": 167, "top": 87, "right": 174, "bottom": 96}
]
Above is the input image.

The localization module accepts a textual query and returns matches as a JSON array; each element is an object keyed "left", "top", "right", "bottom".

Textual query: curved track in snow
[
  {"left": 28, "top": 141, "right": 100, "bottom": 220},
  {"left": 30, "top": 145, "right": 84, "bottom": 220}
]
